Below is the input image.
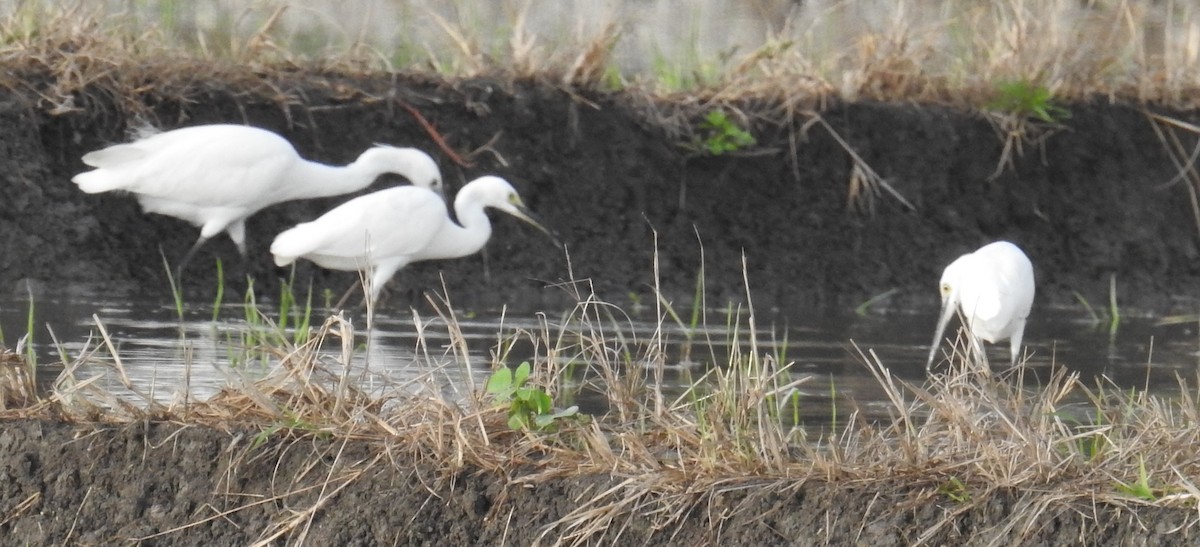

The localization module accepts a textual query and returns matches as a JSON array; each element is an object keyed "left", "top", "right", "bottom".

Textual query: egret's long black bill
[
  {"left": 926, "top": 299, "right": 957, "bottom": 371},
  {"left": 511, "top": 205, "right": 564, "bottom": 249}
]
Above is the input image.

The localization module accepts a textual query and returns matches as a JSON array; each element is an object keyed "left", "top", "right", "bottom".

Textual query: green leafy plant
[
  {"left": 988, "top": 80, "right": 1070, "bottom": 123},
  {"left": 486, "top": 361, "right": 580, "bottom": 431},
  {"left": 601, "top": 65, "right": 624, "bottom": 91},
  {"left": 696, "top": 110, "right": 756, "bottom": 155}
]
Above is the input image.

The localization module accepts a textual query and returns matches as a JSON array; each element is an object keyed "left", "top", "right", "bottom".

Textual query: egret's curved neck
[
  {"left": 418, "top": 197, "right": 493, "bottom": 260},
  {"left": 280, "top": 158, "right": 381, "bottom": 201}
]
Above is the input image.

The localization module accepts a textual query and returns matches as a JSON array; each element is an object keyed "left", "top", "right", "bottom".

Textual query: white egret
[
  {"left": 270, "top": 175, "right": 560, "bottom": 305},
  {"left": 926, "top": 240, "right": 1035, "bottom": 370},
  {"left": 72, "top": 124, "right": 443, "bottom": 272}
]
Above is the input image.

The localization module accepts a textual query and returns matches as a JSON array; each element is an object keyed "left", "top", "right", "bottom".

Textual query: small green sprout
[
  {"left": 1055, "top": 407, "right": 1108, "bottom": 462},
  {"left": 988, "top": 80, "right": 1070, "bottom": 124},
  {"left": 1077, "top": 431, "right": 1107, "bottom": 462},
  {"left": 1114, "top": 456, "right": 1157, "bottom": 501},
  {"left": 486, "top": 361, "right": 580, "bottom": 431},
  {"left": 696, "top": 110, "right": 756, "bottom": 155},
  {"left": 937, "top": 476, "right": 971, "bottom": 503},
  {"left": 250, "top": 411, "right": 328, "bottom": 450}
]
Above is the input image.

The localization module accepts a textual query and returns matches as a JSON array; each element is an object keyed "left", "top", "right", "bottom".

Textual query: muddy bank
[
  {"left": 0, "top": 419, "right": 1188, "bottom": 546},
  {"left": 1, "top": 72, "right": 1198, "bottom": 314}
]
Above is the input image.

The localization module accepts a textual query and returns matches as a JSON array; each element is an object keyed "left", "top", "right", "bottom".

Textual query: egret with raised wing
[
  {"left": 926, "top": 240, "right": 1035, "bottom": 370},
  {"left": 270, "top": 175, "right": 560, "bottom": 305},
  {"left": 72, "top": 124, "right": 442, "bottom": 273}
]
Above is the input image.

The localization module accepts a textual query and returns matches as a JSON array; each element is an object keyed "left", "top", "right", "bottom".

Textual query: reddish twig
[{"left": 396, "top": 99, "right": 473, "bottom": 168}]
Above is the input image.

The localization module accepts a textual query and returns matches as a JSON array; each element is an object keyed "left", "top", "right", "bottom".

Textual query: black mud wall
[{"left": 3, "top": 74, "right": 1197, "bottom": 314}]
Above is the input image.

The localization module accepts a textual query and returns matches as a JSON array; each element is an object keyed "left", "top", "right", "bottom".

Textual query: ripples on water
[{"left": 1, "top": 293, "right": 1197, "bottom": 428}]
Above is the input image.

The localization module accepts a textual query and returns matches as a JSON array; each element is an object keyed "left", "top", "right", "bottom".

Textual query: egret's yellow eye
[{"left": 940, "top": 283, "right": 951, "bottom": 295}]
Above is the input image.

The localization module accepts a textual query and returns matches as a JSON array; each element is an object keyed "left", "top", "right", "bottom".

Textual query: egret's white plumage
[
  {"left": 926, "top": 241, "right": 1035, "bottom": 369},
  {"left": 72, "top": 124, "right": 442, "bottom": 269},
  {"left": 271, "top": 175, "right": 559, "bottom": 304}
]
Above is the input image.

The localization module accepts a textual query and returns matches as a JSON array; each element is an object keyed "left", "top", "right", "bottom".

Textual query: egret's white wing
[
  {"left": 966, "top": 242, "right": 1035, "bottom": 340},
  {"left": 271, "top": 186, "right": 446, "bottom": 270},
  {"left": 75, "top": 125, "right": 297, "bottom": 206}
]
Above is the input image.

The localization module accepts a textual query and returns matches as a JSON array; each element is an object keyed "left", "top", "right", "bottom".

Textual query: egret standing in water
[
  {"left": 926, "top": 240, "right": 1035, "bottom": 370},
  {"left": 270, "top": 175, "right": 560, "bottom": 305},
  {"left": 72, "top": 124, "right": 443, "bottom": 273}
]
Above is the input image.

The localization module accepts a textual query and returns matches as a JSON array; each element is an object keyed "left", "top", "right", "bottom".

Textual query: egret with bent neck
[
  {"left": 270, "top": 175, "right": 561, "bottom": 306},
  {"left": 72, "top": 124, "right": 443, "bottom": 273}
]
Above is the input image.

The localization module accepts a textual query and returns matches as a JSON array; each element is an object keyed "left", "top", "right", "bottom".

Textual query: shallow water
[{"left": 2, "top": 292, "right": 1197, "bottom": 428}]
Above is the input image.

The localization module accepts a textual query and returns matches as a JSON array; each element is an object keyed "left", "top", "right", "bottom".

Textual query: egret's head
[
  {"left": 938, "top": 274, "right": 954, "bottom": 306},
  {"left": 938, "top": 255, "right": 971, "bottom": 307},
  {"left": 927, "top": 254, "right": 969, "bottom": 370},
  {"left": 467, "top": 176, "right": 563, "bottom": 249},
  {"left": 360, "top": 146, "right": 444, "bottom": 196},
  {"left": 939, "top": 281, "right": 953, "bottom": 306}
]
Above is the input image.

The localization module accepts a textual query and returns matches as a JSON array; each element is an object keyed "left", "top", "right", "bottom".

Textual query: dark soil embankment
[
  {"left": 0, "top": 72, "right": 1196, "bottom": 313},
  {"left": 1, "top": 420, "right": 1193, "bottom": 546}
]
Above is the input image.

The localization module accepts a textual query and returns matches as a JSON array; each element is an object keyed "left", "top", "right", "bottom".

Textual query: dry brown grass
[
  {"left": 0, "top": 344, "right": 36, "bottom": 410},
  {"left": 0, "top": 4, "right": 388, "bottom": 124},
  {"left": 5, "top": 1, "right": 1200, "bottom": 118}
]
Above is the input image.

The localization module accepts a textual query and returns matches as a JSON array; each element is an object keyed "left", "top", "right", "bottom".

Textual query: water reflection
[{"left": 1, "top": 294, "right": 1197, "bottom": 428}]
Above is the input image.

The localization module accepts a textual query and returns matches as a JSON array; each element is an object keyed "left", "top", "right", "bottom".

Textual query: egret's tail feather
[
  {"left": 80, "top": 144, "right": 147, "bottom": 168},
  {"left": 272, "top": 254, "right": 296, "bottom": 268},
  {"left": 72, "top": 170, "right": 129, "bottom": 194}
]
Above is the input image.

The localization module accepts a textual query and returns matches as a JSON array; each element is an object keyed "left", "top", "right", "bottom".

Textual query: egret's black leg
[
  {"left": 332, "top": 280, "right": 363, "bottom": 311},
  {"left": 175, "top": 235, "right": 210, "bottom": 281}
]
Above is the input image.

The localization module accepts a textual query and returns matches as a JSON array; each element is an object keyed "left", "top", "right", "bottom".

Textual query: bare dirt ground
[
  {"left": 2, "top": 419, "right": 1196, "bottom": 546},
  {"left": 1, "top": 72, "right": 1199, "bottom": 544}
]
